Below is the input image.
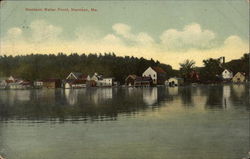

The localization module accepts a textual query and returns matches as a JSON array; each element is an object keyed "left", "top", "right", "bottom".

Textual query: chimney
[{"left": 222, "top": 57, "right": 225, "bottom": 64}]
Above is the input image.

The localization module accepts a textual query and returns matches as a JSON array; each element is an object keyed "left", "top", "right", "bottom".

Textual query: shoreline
[{"left": 0, "top": 82, "right": 248, "bottom": 91}]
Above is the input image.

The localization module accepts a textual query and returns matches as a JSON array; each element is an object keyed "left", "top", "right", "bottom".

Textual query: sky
[{"left": 0, "top": 0, "right": 249, "bottom": 69}]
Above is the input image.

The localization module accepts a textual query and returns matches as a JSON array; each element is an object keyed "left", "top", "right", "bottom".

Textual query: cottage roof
[
  {"left": 223, "top": 69, "right": 233, "bottom": 73},
  {"left": 68, "top": 72, "right": 88, "bottom": 79},
  {"left": 20, "top": 80, "right": 31, "bottom": 85},
  {"left": 234, "top": 72, "right": 246, "bottom": 76},
  {"left": 5, "top": 80, "right": 14, "bottom": 83},
  {"left": 92, "top": 73, "right": 103, "bottom": 80},
  {"left": 152, "top": 66, "right": 166, "bottom": 74},
  {"left": 125, "top": 74, "right": 137, "bottom": 80}
]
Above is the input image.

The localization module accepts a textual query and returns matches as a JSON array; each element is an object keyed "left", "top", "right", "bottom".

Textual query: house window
[{"left": 153, "top": 74, "right": 155, "bottom": 77}]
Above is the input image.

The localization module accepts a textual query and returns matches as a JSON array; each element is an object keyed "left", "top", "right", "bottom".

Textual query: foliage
[
  {"left": 179, "top": 59, "right": 195, "bottom": 82},
  {"left": 199, "top": 58, "right": 223, "bottom": 82},
  {"left": 224, "top": 53, "right": 249, "bottom": 76},
  {"left": 199, "top": 53, "right": 249, "bottom": 82},
  {"left": 0, "top": 53, "right": 175, "bottom": 84}
]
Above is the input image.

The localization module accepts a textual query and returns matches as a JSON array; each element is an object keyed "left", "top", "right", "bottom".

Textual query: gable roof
[
  {"left": 222, "top": 69, "right": 233, "bottom": 73},
  {"left": 125, "top": 74, "right": 137, "bottom": 81},
  {"left": 234, "top": 72, "right": 246, "bottom": 77},
  {"left": 67, "top": 72, "right": 88, "bottom": 80},
  {"left": 91, "top": 73, "right": 103, "bottom": 80},
  {"left": 152, "top": 66, "right": 166, "bottom": 74}
]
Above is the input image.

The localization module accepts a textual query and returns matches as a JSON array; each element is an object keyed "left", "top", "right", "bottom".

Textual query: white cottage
[
  {"left": 168, "top": 77, "right": 184, "bottom": 87},
  {"left": 90, "top": 73, "right": 114, "bottom": 87},
  {"left": 34, "top": 80, "right": 43, "bottom": 88},
  {"left": 91, "top": 73, "right": 103, "bottom": 82},
  {"left": 222, "top": 69, "right": 233, "bottom": 80},
  {"left": 97, "top": 78, "right": 114, "bottom": 87},
  {"left": 142, "top": 66, "right": 166, "bottom": 85}
]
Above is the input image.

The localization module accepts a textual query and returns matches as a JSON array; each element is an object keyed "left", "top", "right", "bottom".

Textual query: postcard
[{"left": 0, "top": 0, "right": 249, "bottom": 159}]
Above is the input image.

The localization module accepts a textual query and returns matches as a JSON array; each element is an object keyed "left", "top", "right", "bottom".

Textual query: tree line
[
  {"left": 0, "top": 52, "right": 177, "bottom": 83},
  {"left": 0, "top": 52, "right": 248, "bottom": 84}
]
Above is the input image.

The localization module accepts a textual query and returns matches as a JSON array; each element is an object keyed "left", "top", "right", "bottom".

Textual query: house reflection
[
  {"left": 232, "top": 84, "right": 245, "bottom": 98},
  {"left": 34, "top": 89, "right": 56, "bottom": 104},
  {"left": 191, "top": 87, "right": 208, "bottom": 109},
  {"left": 143, "top": 87, "right": 158, "bottom": 106},
  {"left": 168, "top": 87, "right": 179, "bottom": 96},
  {"left": 90, "top": 88, "right": 113, "bottom": 104},
  {"left": 0, "top": 90, "right": 31, "bottom": 106},
  {"left": 180, "top": 87, "right": 193, "bottom": 106},
  {"left": 0, "top": 85, "right": 247, "bottom": 121},
  {"left": 205, "top": 85, "right": 223, "bottom": 109},
  {"left": 65, "top": 89, "right": 77, "bottom": 106},
  {"left": 222, "top": 85, "right": 231, "bottom": 109}
]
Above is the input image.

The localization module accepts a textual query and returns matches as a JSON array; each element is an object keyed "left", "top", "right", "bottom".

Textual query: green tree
[
  {"left": 179, "top": 59, "right": 195, "bottom": 82},
  {"left": 200, "top": 58, "right": 223, "bottom": 82}
]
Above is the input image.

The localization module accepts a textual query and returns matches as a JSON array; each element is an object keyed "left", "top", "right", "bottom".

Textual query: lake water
[{"left": 0, "top": 84, "right": 249, "bottom": 159}]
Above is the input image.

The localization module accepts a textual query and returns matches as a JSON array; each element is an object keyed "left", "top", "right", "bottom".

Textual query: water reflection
[
  {"left": 168, "top": 87, "right": 179, "bottom": 96},
  {"left": 91, "top": 88, "right": 113, "bottom": 104},
  {"left": 205, "top": 85, "right": 223, "bottom": 109},
  {"left": 143, "top": 87, "right": 158, "bottom": 105},
  {"left": 179, "top": 87, "right": 193, "bottom": 106},
  {"left": 232, "top": 84, "right": 246, "bottom": 98},
  {"left": 64, "top": 89, "right": 86, "bottom": 106},
  {"left": 0, "top": 84, "right": 249, "bottom": 121},
  {"left": 222, "top": 85, "right": 231, "bottom": 109}
]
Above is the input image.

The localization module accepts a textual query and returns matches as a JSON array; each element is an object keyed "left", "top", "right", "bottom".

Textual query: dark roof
[
  {"left": 71, "top": 72, "right": 88, "bottom": 79},
  {"left": 5, "top": 80, "right": 14, "bottom": 83},
  {"left": 125, "top": 74, "right": 137, "bottom": 80},
  {"left": 20, "top": 81, "right": 31, "bottom": 85},
  {"left": 152, "top": 66, "right": 166, "bottom": 74}
]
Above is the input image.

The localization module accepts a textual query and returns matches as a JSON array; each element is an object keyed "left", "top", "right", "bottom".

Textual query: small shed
[
  {"left": 125, "top": 75, "right": 137, "bottom": 86},
  {"left": 168, "top": 77, "right": 184, "bottom": 87}
]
